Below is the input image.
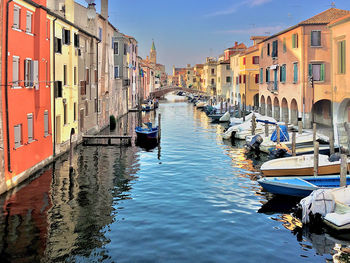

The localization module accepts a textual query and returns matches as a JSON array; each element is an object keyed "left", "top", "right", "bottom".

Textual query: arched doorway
[
  {"left": 337, "top": 99, "right": 350, "bottom": 124},
  {"left": 273, "top": 97, "right": 280, "bottom": 121},
  {"left": 260, "top": 95, "right": 266, "bottom": 115},
  {"left": 313, "top": 99, "right": 332, "bottom": 126},
  {"left": 291, "top": 99, "right": 298, "bottom": 125},
  {"left": 253, "top": 93, "right": 259, "bottom": 111},
  {"left": 267, "top": 96, "right": 272, "bottom": 117},
  {"left": 281, "top": 98, "right": 289, "bottom": 123}
]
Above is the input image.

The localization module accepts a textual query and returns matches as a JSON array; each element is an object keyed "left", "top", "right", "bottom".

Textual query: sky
[{"left": 76, "top": 0, "right": 350, "bottom": 74}]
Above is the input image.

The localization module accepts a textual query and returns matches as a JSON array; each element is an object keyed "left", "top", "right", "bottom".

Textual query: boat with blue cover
[
  {"left": 258, "top": 175, "right": 350, "bottom": 197},
  {"left": 135, "top": 122, "right": 158, "bottom": 141}
]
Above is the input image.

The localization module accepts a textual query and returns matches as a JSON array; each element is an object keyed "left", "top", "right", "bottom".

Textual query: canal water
[{"left": 0, "top": 96, "right": 348, "bottom": 262}]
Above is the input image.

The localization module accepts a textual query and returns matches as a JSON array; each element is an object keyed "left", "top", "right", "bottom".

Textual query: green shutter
[
  {"left": 260, "top": 68, "right": 263, "bottom": 83},
  {"left": 308, "top": 64, "right": 313, "bottom": 77},
  {"left": 282, "top": 65, "right": 286, "bottom": 82},
  {"left": 339, "top": 40, "right": 346, "bottom": 74},
  {"left": 294, "top": 63, "right": 298, "bottom": 83},
  {"left": 320, "top": 63, "right": 325, "bottom": 81},
  {"left": 292, "top": 34, "right": 295, "bottom": 48},
  {"left": 283, "top": 38, "right": 286, "bottom": 53}
]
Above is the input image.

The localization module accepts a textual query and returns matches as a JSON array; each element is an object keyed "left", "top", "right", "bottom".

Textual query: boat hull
[{"left": 262, "top": 164, "right": 346, "bottom": 177}]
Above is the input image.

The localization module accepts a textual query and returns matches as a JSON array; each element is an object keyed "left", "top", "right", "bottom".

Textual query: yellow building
[
  {"left": 48, "top": 0, "right": 79, "bottom": 155},
  {"left": 193, "top": 64, "right": 204, "bottom": 91},
  {"left": 203, "top": 57, "right": 217, "bottom": 96},
  {"left": 239, "top": 45, "right": 260, "bottom": 110},
  {"left": 329, "top": 13, "right": 350, "bottom": 130}
]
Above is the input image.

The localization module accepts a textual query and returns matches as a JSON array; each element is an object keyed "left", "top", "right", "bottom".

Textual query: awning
[{"left": 270, "top": 64, "right": 279, "bottom": 70}]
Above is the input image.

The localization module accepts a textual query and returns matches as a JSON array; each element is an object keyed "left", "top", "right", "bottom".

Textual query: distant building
[{"left": 203, "top": 57, "right": 217, "bottom": 95}]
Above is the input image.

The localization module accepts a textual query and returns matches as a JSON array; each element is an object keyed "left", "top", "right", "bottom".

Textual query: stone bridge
[{"left": 150, "top": 86, "right": 206, "bottom": 99}]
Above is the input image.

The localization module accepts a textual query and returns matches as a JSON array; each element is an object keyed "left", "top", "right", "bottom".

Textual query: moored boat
[
  {"left": 261, "top": 154, "right": 350, "bottom": 176},
  {"left": 135, "top": 122, "right": 159, "bottom": 142},
  {"left": 258, "top": 175, "right": 350, "bottom": 197}
]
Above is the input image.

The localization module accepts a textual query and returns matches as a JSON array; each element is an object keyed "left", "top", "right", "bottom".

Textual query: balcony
[{"left": 267, "top": 81, "right": 278, "bottom": 94}]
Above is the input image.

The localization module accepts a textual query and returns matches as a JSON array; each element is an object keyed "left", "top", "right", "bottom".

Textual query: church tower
[{"left": 150, "top": 40, "right": 157, "bottom": 64}]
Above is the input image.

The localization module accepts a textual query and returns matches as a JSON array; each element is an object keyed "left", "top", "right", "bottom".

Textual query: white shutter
[
  {"left": 27, "top": 114, "right": 33, "bottom": 141},
  {"left": 30, "top": 60, "right": 34, "bottom": 87},
  {"left": 13, "top": 7, "right": 20, "bottom": 28},
  {"left": 44, "top": 111, "right": 49, "bottom": 136},
  {"left": 33, "top": 60, "right": 39, "bottom": 89},
  {"left": 26, "top": 12, "right": 32, "bottom": 33},
  {"left": 12, "top": 57, "right": 19, "bottom": 86},
  {"left": 24, "top": 60, "right": 29, "bottom": 86},
  {"left": 14, "top": 124, "right": 22, "bottom": 148}
]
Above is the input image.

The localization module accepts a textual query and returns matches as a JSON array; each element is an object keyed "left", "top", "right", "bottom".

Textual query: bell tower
[{"left": 150, "top": 40, "right": 156, "bottom": 64}]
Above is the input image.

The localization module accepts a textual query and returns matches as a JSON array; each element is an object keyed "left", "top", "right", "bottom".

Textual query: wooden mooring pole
[
  {"left": 313, "top": 123, "right": 317, "bottom": 144},
  {"left": 292, "top": 131, "right": 296, "bottom": 156},
  {"left": 340, "top": 154, "right": 348, "bottom": 187},
  {"left": 298, "top": 118, "right": 303, "bottom": 135},
  {"left": 276, "top": 124, "right": 280, "bottom": 144},
  {"left": 313, "top": 141, "right": 319, "bottom": 177},
  {"left": 158, "top": 113, "right": 161, "bottom": 142},
  {"left": 330, "top": 129, "right": 335, "bottom": 155},
  {"left": 251, "top": 114, "right": 256, "bottom": 135},
  {"left": 265, "top": 123, "right": 269, "bottom": 137},
  {"left": 69, "top": 128, "right": 75, "bottom": 172}
]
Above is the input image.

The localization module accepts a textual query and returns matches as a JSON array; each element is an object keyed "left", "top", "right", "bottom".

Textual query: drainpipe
[
  {"left": 96, "top": 39, "right": 101, "bottom": 129},
  {"left": 52, "top": 17, "right": 57, "bottom": 157},
  {"left": 5, "top": 0, "right": 14, "bottom": 173}
]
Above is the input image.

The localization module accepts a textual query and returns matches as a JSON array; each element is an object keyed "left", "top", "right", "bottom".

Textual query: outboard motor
[
  {"left": 244, "top": 135, "right": 263, "bottom": 153},
  {"left": 329, "top": 152, "right": 341, "bottom": 162}
]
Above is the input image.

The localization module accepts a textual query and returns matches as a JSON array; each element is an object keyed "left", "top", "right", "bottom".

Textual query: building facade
[
  {"left": 216, "top": 60, "right": 232, "bottom": 101},
  {"left": 259, "top": 8, "right": 349, "bottom": 127},
  {"left": 1, "top": 0, "right": 53, "bottom": 193},
  {"left": 203, "top": 57, "right": 217, "bottom": 96}
]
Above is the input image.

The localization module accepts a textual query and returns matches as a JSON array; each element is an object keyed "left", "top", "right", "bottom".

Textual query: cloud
[
  {"left": 205, "top": 0, "right": 273, "bottom": 17},
  {"left": 216, "top": 25, "right": 285, "bottom": 35}
]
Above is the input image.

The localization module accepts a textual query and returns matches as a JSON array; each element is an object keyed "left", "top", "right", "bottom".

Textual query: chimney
[
  {"left": 101, "top": 0, "right": 108, "bottom": 19},
  {"left": 235, "top": 41, "right": 238, "bottom": 46}
]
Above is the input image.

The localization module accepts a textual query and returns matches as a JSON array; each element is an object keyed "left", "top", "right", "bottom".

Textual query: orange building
[
  {"left": 1, "top": 0, "right": 52, "bottom": 194},
  {"left": 329, "top": 14, "right": 350, "bottom": 130},
  {"left": 259, "top": 8, "right": 349, "bottom": 127}
]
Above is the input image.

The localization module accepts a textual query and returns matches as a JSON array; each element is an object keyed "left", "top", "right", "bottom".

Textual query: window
[
  {"left": 226, "top": 65, "right": 230, "bottom": 70},
  {"left": 236, "top": 76, "right": 239, "bottom": 85},
  {"left": 239, "top": 75, "right": 242, "bottom": 84},
  {"left": 95, "top": 70, "right": 98, "bottom": 83},
  {"left": 13, "top": 6, "right": 20, "bottom": 29},
  {"left": 255, "top": 74, "right": 259, "bottom": 84},
  {"left": 226, "top": 76, "right": 231, "bottom": 83},
  {"left": 211, "top": 79, "right": 214, "bottom": 85},
  {"left": 338, "top": 40, "right": 346, "bottom": 74},
  {"left": 124, "top": 43, "right": 127, "bottom": 55},
  {"left": 14, "top": 124, "right": 22, "bottom": 149},
  {"left": 27, "top": 113, "right": 33, "bottom": 142},
  {"left": 260, "top": 68, "right": 263, "bottom": 84},
  {"left": 12, "top": 56, "right": 19, "bottom": 86},
  {"left": 283, "top": 38, "right": 286, "bottom": 53},
  {"left": 44, "top": 111, "right": 49, "bottom": 137},
  {"left": 266, "top": 68, "right": 270, "bottom": 82},
  {"left": 63, "top": 65, "right": 67, "bottom": 86},
  {"left": 309, "top": 63, "right": 325, "bottom": 81},
  {"left": 46, "top": 20, "right": 50, "bottom": 39},
  {"left": 80, "top": 81, "right": 86, "bottom": 95},
  {"left": 54, "top": 81, "right": 62, "bottom": 98},
  {"left": 95, "top": 98, "right": 98, "bottom": 113},
  {"left": 55, "top": 38, "right": 62, "bottom": 53},
  {"left": 272, "top": 40, "right": 278, "bottom": 57},
  {"left": 99, "top": 27, "right": 102, "bottom": 40},
  {"left": 74, "top": 66, "right": 77, "bottom": 85},
  {"left": 243, "top": 74, "right": 246, "bottom": 84},
  {"left": 211, "top": 68, "right": 215, "bottom": 75},
  {"left": 24, "top": 59, "right": 33, "bottom": 87},
  {"left": 292, "top": 33, "right": 298, "bottom": 48},
  {"left": 243, "top": 57, "right": 246, "bottom": 65},
  {"left": 74, "top": 102, "right": 77, "bottom": 121},
  {"left": 62, "top": 28, "right": 70, "bottom": 45},
  {"left": 267, "top": 43, "right": 270, "bottom": 56},
  {"left": 260, "top": 47, "right": 264, "bottom": 58},
  {"left": 114, "top": 66, "right": 119, "bottom": 78},
  {"left": 26, "top": 12, "right": 32, "bottom": 33},
  {"left": 114, "top": 41, "right": 119, "bottom": 54},
  {"left": 252, "top": 56, "right": 259, "bottom": 64},
  {"left": 63, "top": 102, "right": 67, "bottom": 125},
  {"left": 86, "top": 68, "right": 90, "bottom": 84},
  {"left": 280, "top": 64, "right": 286, "bottom": 83},
  {"left": 311, "top": 31, "right": 321, "bottom": 47},
  {"left": 293, "top": 63, "right": 298, "bottom": 83},
  {"left": 74, "top": 33, "right": 79, "bottom": 48}
]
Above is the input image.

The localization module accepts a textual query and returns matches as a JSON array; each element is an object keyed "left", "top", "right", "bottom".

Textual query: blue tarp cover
[{"left": 270, "top": 125, "right": 289, "bottom": 142}]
